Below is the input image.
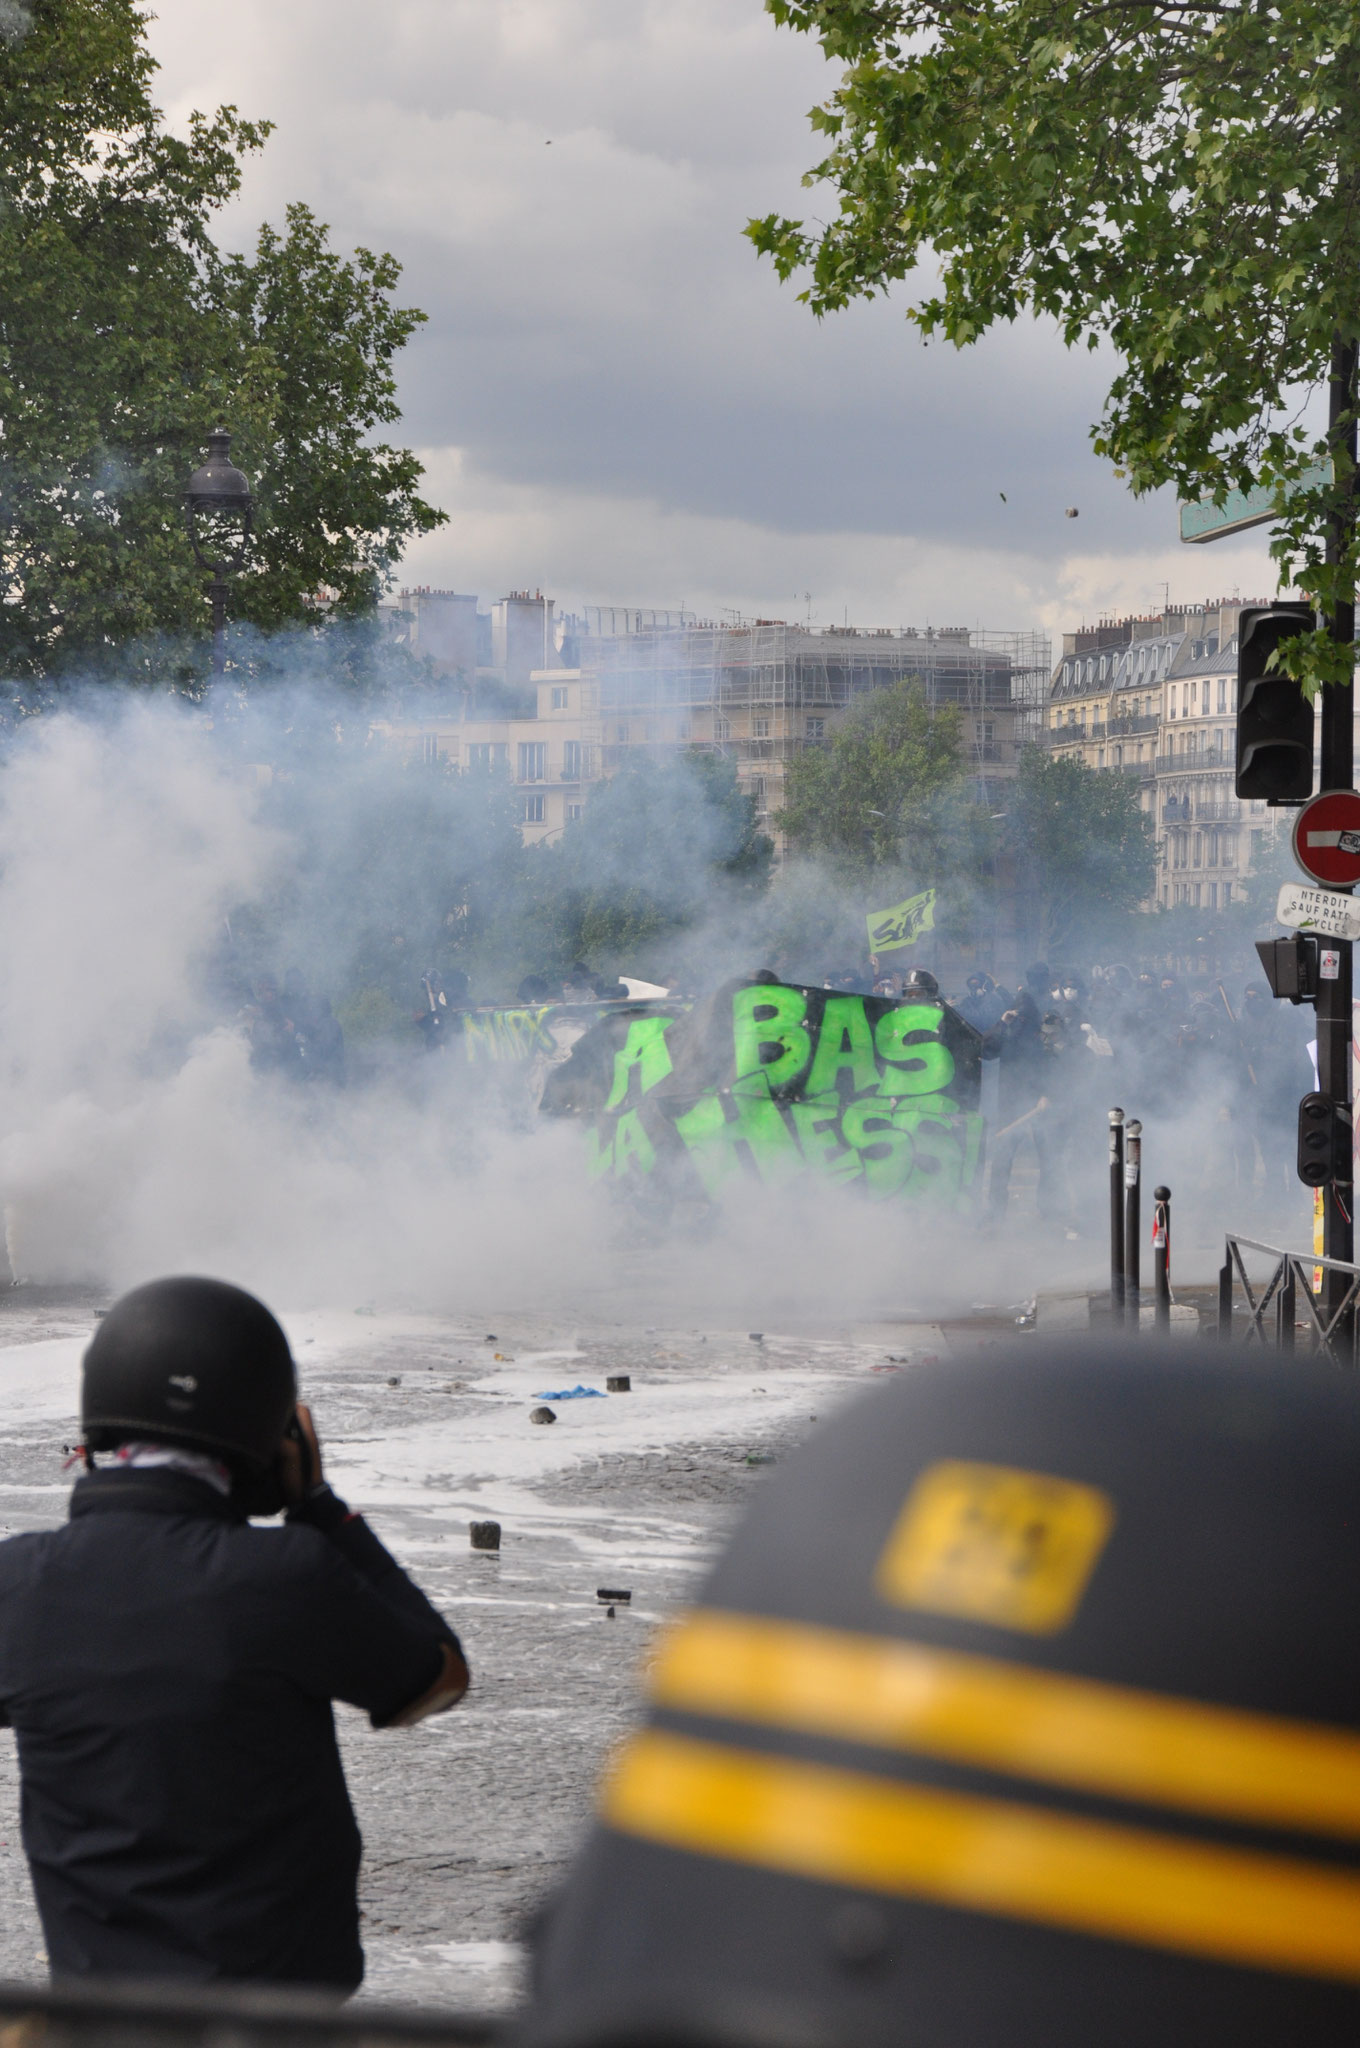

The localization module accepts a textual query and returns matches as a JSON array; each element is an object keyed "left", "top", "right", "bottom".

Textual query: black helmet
[
  {"left": 903, "top": 966, "right": 939, "bottom": 997},
  {"left": 523, "top": 1342, "right": 1360, "bottom": 2048},
  {"left": 82, "top": 1276, "right": 296, "bottom": 1472}
]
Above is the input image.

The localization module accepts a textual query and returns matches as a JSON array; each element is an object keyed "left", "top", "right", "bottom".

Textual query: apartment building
[
  {"left": 1046, "top": 598, "right": 1285, "bottom": 911},
  {"left": 380, "top": 592, "right": 1051, "bottom": 852}
]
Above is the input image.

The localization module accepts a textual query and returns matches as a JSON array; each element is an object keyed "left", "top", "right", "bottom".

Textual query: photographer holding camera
[{"left": 0, "top": 1276, "right": 468, "bottom": 1992}]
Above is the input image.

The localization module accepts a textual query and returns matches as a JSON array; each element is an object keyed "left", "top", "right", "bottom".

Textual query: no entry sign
[{"left": 1292, "top": 790, "right": 1360, "bottom": 889}]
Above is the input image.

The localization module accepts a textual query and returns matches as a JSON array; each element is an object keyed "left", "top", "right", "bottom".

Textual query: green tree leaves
[
  {"left": 776, "top": 679, "right": 967, "bottom": 871},
  {"left": 750, "top": 0, "right": 1360, "bottom": 693},
  {"left": 0, "top": 0, "right": 443, "bottom": 683}
]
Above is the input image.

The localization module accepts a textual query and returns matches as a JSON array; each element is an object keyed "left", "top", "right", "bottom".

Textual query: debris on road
[
  {"left": 470, "top": 1520, "right": 501, "bottom": 1551},
  {"left": 533, "top": 1385, "right": 604, "bottom": 1401},
  {"left": 606, "top": 1375, "right": 630, "bottom": 1393},
  {"left": 529, "top": 1406, "right": 557, "bottom": 1425}
]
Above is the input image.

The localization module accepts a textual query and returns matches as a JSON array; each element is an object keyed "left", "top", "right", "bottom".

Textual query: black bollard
[
  {"left": 1109, "top": 1109, "right": 1126, "bottom": 1326},
  {"left": 470, "top": 1520, "right": 501, "bottom": 1552},
  {"left": 1153, "top": 1186, "right": 1171, "bottom": 1334},
  {"left": 1124, "top": 1119, "right": 1142, "bottom": 1327}
]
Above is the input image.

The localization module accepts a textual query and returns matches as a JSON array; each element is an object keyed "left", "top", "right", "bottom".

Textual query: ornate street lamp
[{"left": 184, "top": 427, "right": 253, "bottom": 675}]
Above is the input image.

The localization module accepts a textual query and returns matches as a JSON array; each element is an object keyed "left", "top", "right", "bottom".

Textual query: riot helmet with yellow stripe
[{"left": 522, "top": 1342, "right": 1360, "bottom": 2048}]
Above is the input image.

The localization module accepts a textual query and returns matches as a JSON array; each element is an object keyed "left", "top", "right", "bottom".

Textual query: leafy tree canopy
[
  {"left": 1005, "top": 746, "right": 1154, "bottom": 956},
  {"left": 0, "top": 0, "right": 444, "bottom": 684},
  {"left": 537, "top": 751, "right": 775, "bottom": 965},
  {"left": 776, "top": 679, "right": 967, "bottom": 871},
  {"left": 749, "top": 0, "right": 1359, "bottom": 690}
]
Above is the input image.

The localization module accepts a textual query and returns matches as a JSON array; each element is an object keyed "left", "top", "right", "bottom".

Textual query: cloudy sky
[{"left": 146, "top": 0, "right": 1279, "bottom": 638}]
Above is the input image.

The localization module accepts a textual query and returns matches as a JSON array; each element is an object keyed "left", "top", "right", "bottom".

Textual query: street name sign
[
  {"left": 1292, "top": 790, "right": 1360, "bottom": 888},
  {"left": 1276, "top": 882, "right": 1360, "bottom": 942},
  {"left": 1178, "top": 460, "right": 1331, "bottom": 544}
]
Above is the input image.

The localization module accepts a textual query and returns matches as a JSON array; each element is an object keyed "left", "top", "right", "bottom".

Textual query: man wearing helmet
[{"left": 0, "top": 1277, "right": 469, "bottom": 1992}]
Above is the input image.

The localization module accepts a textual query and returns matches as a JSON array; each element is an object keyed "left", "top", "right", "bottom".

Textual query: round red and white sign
[{"left": 1293, "top": 789, "right": 1360, "bottom": 889}]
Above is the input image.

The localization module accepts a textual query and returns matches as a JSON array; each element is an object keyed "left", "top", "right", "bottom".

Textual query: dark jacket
[{"left": 0, "top": 1467, "right": 463, "bottom": 1990}]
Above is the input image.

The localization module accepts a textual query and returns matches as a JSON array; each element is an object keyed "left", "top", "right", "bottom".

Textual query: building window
[
  {"left": 1209, "top": 882, "right": 1218, "bottom": 909},
  {"left": 1223, "top": 881, "right": 1231, "bottom": 905},
  {"left": 518, "top": 742, "right": 547, "bottom": 782},
  {"left": 750, "top": 776, "right": 767, "bottom": 800},
  {"left": 1217, "top": 677, "right": 1227, "bottom": 712},
  {"left": 677, "top": 720, "right": 691, "bottom": 739},
  {"left": 1170, "top": 684, "right": 1177, "bottom": 717},
  {"left": 807, "top": 717, "right": 825, "bottom": 739},
  {"left": 975, "top": 720, "right": 995, "bottom": 748},
  {"left": 753, "top": 717, "right": 770, "bottom": 738},
  {"left": 521, "top": 794, "right": 545, "bottom": 823},
  {"left": 562, "top": 739, "right": 582, "bottom": 780},
  {"left": 1097, "top": 749, "right": 1105, "bottom": 768},
  {"left": 1202, "top": 678, "right": 1210, "bottom": 713},
  {"left": 467, "top": 742, "right": 508, "bottom": 769},
  {"left": 418, "top": 735, "right": 440, "bottom": 765},
  {"left": 616, "top": 723, "right": 629, "bottom": 743},
  {"left": 551, "top": 686, "right": 569, "bottom": 709},
  {"left": 567, "top": 803, "right": 583, "bottom": 822},
  {"left": 715, "top": 717, "right": 731, "bottom": 741},
  {"left": 1192, "top": 882, "right": 1201, "bottom": 907}
]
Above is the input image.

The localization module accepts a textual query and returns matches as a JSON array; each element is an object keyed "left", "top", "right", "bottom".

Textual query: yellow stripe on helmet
[{"left": 602, "top": 1730, "right": 1360, "bottom": 1983}]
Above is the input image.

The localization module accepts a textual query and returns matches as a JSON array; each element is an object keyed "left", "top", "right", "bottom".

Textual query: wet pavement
[{"left": 0, "top": 1289, "right": 957, "bottom": 2011}]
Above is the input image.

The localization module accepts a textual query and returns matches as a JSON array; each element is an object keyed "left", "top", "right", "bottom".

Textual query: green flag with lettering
[{"left": 866, "top": 888, "right": 936, "bottom": 954}]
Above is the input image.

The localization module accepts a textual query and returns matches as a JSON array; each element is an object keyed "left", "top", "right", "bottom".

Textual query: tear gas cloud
[{"left": 0, "top": 688, "right": 1308, "bottom": 1322}]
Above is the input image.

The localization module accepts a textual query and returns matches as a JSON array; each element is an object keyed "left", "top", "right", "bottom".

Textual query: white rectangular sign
[{"left": 1276, "top": 882, "right": 1360, "bottom": 941}]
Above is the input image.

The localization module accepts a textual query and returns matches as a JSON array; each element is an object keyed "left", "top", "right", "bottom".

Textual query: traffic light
[
  {"left": 1255, "top": 934, "right": 1319, "bottom": 1004},
  {"left": 1235, "top": 603, "right": 1316, "bottom": 801},
  {"left": 1298, "top": 1092, "right": 1349, "bottom": 1186}
]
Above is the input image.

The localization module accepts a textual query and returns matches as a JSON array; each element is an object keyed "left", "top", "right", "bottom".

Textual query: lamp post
[{"left": 184, "top": 428, "right": 253, "bottom": 676}]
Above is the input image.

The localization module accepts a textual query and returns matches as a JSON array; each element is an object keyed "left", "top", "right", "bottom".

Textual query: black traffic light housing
[
  {"left": 1298, "top": 1092, "right": 1351, "bottom": 1187},
  {"left": 1235, "top": 603, "right": 1316, "bottom": 801},
  {"left": 1255, "top": 934, "right": 1319, "bottom": 1005}
]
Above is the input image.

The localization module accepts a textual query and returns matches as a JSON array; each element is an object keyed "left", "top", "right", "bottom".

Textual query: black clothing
[{"left": 0, "top": 1468, "right": 461, "bottom": 1990}]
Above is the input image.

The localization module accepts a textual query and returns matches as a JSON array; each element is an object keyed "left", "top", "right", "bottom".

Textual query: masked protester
[
  {"left": 522, "top": 1342, "right": 1360, "bottom": 2048},
  {"left": 0, "top": 1277, "right": 468, "bottom": 1991}
]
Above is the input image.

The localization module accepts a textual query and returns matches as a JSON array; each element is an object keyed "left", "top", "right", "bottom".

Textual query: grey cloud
[{"left": 150, "top": 0, "right": 1183, "bottom": 568}]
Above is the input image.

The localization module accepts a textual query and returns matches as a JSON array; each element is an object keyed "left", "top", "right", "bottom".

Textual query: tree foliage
[
  {"left": 749, "top": 0, "right": 1360, "bottom": 691},
  {"left": 1005, "top": 746, "right": 1154, "bottom": 955},
  {"left": 0, "top": 0, "right": 444, "bottom": 682},
  {"left": 776, "top": 679, "right": 967, "bottom": 870},
  {"left": 538, "top": 751, "right": 774, "bottom": 964}
]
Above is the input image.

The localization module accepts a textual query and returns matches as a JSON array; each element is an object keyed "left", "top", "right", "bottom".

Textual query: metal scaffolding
[{"left": 574, "top": 621, "right": 1051, "bottom": 829}]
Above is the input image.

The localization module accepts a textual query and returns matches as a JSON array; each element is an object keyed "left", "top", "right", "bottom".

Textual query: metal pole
[
  {"left": 1124, "top": 1119, "right": 1141, "bottom": 1327},
  {"left": 1218, "top": 1250, "right": 1233, "bottom": 1342},
  {"left": 210, "top": 574, "right": 228, "bottom": 677},
  {"left": 1109, "top": 1108, "right": 1125, "bottom": 1326},
  {"left": 1278, "top": 1259, "right": 1297, "bottom": 1356},
  {"left": 1153, "top": 1186, "right": 1171, "bottom": 1334},
  {"left": 1318, "top": 335, "right": 1357, "bottom": 1354}
]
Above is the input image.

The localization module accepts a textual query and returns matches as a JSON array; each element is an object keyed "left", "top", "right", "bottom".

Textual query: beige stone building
[
  {"left": 1046, "top": 598, "right": 1291, "bottom": 911},
  {"left": 379, "top": 592, "right": 1051, "bottom": 853}
]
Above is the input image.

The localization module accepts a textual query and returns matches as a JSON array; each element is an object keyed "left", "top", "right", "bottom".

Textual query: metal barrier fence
[
  {"left": 0, "top": 1979, "right": 500, "bottom": 2048},
  {"left": 1218, "top": 1234, "right": 1360, "bottom": 1365}
]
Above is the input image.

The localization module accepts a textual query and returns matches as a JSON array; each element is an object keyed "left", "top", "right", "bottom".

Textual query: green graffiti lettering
[
  {"left": 673, "top": 1091, "right": 737, "bottom": 1197},
  {"left": 613, "top": 1109, "right": 657, "bottom": 1177},
  {"left": 791, "top": 1091, "right": 863, "bottom": 1185},
  {"left": 605, "top": 1015, "right": 674, "bottom": 1110},
  {"left": 805, "top": 996, "right": 880, "bottom": 1096},
  {"left": 893, "top": 1104, "right": 964, "bottom": 1205},
  {"left": 875, "top": 1003, "right": 955, "bottom": 1097},
  {"left": 732, "top": 985, "right": 811, "bottom": 1088},
  {"left": 675, "top": 1072, "right": 801, "bottom": 1194},
  {"left": 584, "top": 1126, "right": 614, "bottom": 1180},
  {"left": 842, "top": 1095, "right": 916, "bottom": 1198},
  {"left": 462, "top": 1011, "right": 498, "bottom": 1063}
]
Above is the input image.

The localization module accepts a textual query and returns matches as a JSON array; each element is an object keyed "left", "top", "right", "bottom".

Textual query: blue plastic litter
[{"left": 531, "top": 1384, "right": 606, "bottom": 1400}]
